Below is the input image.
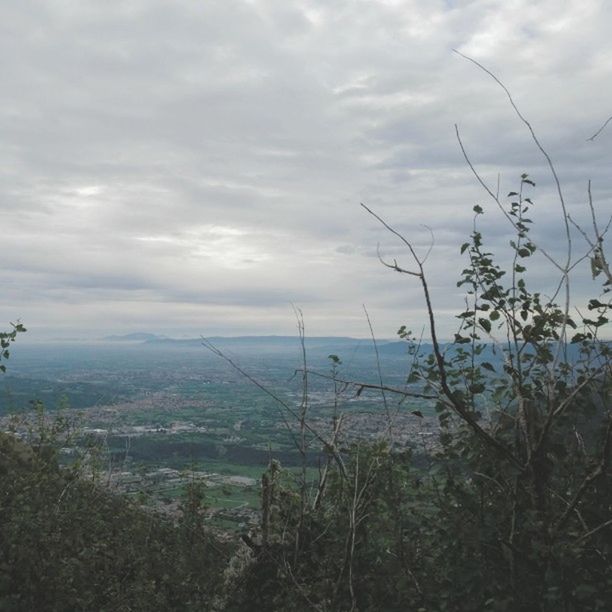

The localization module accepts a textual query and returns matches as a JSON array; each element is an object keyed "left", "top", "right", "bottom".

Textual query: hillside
[{"left": 0, "top": 432, "right": 228, "bottom": 611}]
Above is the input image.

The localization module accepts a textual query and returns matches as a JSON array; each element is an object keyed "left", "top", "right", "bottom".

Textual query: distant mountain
[
  {"left": 146, "top": 335, "right": 373, "bottom": 346},
  {"left": 103, "top": 333, "right": 166, "bottom": 342},
  {"left": 144, "top": 337, "right": 203, "bottom": 347},
  {"left": 144, "top": 335, "right": 392, "bottom": 355},
  {"left": 377, "top": 341, "right": 414, "bottom": 355}
]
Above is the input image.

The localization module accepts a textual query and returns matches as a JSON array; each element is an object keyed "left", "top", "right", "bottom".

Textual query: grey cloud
[{"left": 1, "top": 0, "right": 610, "bottom": 340}]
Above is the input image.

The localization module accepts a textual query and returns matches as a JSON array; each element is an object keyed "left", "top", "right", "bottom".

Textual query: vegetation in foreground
[
  {"left": 0, "top": 424, "right": 229, "bottom": 611},
  {"left": 221, "top": 169, "right": 611, "bottom": 611}
]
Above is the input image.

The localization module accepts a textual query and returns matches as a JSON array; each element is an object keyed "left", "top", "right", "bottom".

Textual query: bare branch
[
  {"left": 313, "top": 413, "right": 345, "bottom": 511},
  {"left": 454, "top": 124, "right": 562, "bottom": 272},
  {"left": 554, "top": 417, "right": 612, "bottom": 533},
  {"left": 363, "top": 204, "right": 523, "bottom": 469},
  {"left": 587, "top": 114, "right": 612, "bottom": 142},
  {"left": 454, "top": 50, "right": 578, "bottom": 376},
  {"left": 420, "top": 224, "right": 435, "bottom": 264},
  {"left": 376, "top": 243, "right": 420, "bottom": 276},
  {"left": 567, "top": 182, "right": 612, "bottom": 286},
  {"left": 453, "top": 49, "right": 572, "bottom": 268},
  {"left": 201, "top": 336, "right": 348, "bottom": 479},
  {"left": 363, "top": 304, "right": 393, "bottom": 443},
  {"left": 575, "top": 517, "right": 612, "bottom": 545},
  {"left": 362, "top": 203, "right": 424, "bottom": 270},
  {"left": 301, "top": 369, "right": 438, "bottom": 401}
]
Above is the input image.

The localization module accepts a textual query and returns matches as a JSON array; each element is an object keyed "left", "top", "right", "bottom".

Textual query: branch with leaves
[{"left": 0, "top": 321, "right": 26, "bottom": 373}]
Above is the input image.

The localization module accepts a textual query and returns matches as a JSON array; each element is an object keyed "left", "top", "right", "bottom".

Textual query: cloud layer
[{"left": 1, "top": 0, "right": 610, "bottom": 339}]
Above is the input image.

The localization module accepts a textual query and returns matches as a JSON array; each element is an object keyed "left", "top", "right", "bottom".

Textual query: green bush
[
  {"left": 224, "top": 173, "right": 610, "bottom": 610},
  {"left": 0, "top": 424, "right": 228, "bottom": 611}
]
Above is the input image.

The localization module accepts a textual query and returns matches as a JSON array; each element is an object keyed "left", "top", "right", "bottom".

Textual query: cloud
[{"left": 0, "top": 0, "right": 610, "bottom": 340}]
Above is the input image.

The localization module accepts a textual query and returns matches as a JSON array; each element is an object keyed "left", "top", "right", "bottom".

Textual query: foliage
[
  {"left": 221, "top": 169, "right": 610, "bottom": 610},
  {"left": 216, "top": 50, "right": 612, "bottom": 606},
  {"left": 0, "top": 322, "right": 26, "bottom": 373},
  {"left": 0, "top": 409, "right": 229, "bottom": 611}
]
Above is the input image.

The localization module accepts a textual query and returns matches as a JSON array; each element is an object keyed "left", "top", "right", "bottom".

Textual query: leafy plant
[
  {"left": 0, "top": 321, "right": 26, "bottom": 373},
  {"left": 0, "top": 408, "right": 229, "bottom": 611},
  {"left": 222, "top": 56, "right": 611, "bottom": 611}
]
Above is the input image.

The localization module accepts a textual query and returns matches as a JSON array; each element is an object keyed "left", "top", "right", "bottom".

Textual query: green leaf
[
  {"left": 479, "top": 318, "right": 491, "bottom": 333},
  {"left": 407, "top": 371, "right": 419, "bottom": 384},
  {"left": 588, "top": 299, "right": 606, "bottom": 310}
]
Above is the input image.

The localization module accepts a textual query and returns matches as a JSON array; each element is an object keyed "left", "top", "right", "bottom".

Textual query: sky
[{"left": 1, "top": 0, "right": 611, "bottom": 341}]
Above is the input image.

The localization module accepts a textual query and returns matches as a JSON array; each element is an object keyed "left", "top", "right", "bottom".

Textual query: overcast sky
[{"left": 1, "top": 0, "right": 610, "bottom": 341}]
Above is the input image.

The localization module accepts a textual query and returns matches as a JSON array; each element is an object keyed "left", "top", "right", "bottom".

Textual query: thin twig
[
  {"left": 553, "top": 417, "right": 612, "bottom": 533},
  {"left": 363, "top": 304, "right": 393, "bottom": 443},
  {"left": 362, "top": 203, "right": 523, "bottom": 469},
  {"left": 454, "top": 49, "right": 574, "bottom": 377},
  {"left": 201, "top": 337, "right": 348, "bottom": 479},
  {"left": 454, "top": 125, "right": 561, "bottom": 272},
  {"left": 587, "top": 114, "right": 612, "bottom": 141},
  {"left": 301, "top": 369, "right": 438, "bottom": 401},
  {"left": 575, "top": 518, "right": 612, "bottom": 545}
]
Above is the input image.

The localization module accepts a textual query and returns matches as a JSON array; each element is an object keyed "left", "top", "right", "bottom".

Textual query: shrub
[{"left": 224, "top": 59, "right": 611, "bottom": 611}]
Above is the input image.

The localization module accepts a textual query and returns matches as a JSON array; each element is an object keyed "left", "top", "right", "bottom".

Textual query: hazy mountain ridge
[{"left": 103, "top": 333, "right": 167, "bottom": 342}]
